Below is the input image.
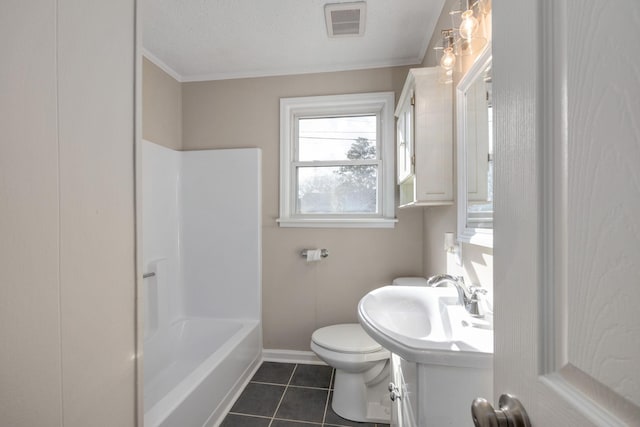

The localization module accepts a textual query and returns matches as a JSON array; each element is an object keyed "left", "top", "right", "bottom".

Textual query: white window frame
[{"left": 277, "top": 92, "right": 397, "bottom": 228}]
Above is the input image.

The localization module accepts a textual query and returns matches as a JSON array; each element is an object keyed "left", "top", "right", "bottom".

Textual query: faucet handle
[
  {"left": 469, "top": 285, "right": 488, "bottom": 295},
  {"left": 467, "top": 286, "right": 490, "bottom": 317}
]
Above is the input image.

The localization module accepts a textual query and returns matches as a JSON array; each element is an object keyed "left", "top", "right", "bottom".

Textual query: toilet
[
  {"left": 311, "top": 324, "right": 390, "bottom": 422},
  {"left": 310, "top": 277, "right": 427, "bottom": 423}
]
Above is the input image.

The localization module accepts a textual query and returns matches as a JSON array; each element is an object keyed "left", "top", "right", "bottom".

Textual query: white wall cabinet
[{"left": 395, "top": 68, "right": 453, "bottom": 207}]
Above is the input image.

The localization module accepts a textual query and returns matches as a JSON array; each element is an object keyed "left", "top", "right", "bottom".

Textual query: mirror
[{"left": 457, "top": 46, "right": 493, "bottom": 247}]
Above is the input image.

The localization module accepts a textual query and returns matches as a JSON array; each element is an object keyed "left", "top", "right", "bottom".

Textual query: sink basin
[{"left": 357, "top": 285, "right": 493, "bottom": 367}]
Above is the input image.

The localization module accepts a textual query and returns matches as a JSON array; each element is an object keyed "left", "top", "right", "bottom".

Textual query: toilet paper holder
[{"left": 300, "top": 249, "right": 329, "bottom": 258}]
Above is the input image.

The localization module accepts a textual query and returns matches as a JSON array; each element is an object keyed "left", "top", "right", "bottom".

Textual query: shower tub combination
[
  {"left": 142, "top": 141, "right": 262, "bottom": 427},
  {"left": 144, "top": 316, "right": 260, "bottom": 427}
]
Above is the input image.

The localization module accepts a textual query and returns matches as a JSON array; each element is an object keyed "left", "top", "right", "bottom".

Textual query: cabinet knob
[{"left": 388, "top": 382, "right": 401, "bottom": 401}]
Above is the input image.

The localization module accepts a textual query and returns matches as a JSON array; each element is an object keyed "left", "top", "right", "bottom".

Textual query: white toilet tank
[{"left": 391, "top": 277, "right": 427, "bottom": 286}]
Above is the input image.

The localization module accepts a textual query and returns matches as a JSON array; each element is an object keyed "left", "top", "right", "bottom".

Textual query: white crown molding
[
  {"left": 180, "top": 56, "right": 422, "bottom": 82},
  {"left": 143, "top": 48, "right": 422, "bottom": 83},
  {"left": 142, "top": 48, "right": 184, "bottom": 82}
]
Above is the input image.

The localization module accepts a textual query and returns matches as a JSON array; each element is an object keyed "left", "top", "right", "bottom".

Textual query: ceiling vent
[{"left": 325, "top": 2, "right": 366, "bottom": 37}]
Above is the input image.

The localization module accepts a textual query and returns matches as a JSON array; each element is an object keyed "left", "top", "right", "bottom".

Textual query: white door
[{"left": 489, "top": 0, "right": 640, "bottom": 425}]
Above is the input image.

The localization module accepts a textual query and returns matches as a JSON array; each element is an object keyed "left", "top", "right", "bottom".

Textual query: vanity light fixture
[
  {"left": 459, "top": 0, "right": 479, "bottom": 40},
  {"left": 436, "top": 0, "right": 488, "bottom": 73},
  {"left": 439, "top": 29, "right": 456, "bottom": 71},
  {"left": 435, "top": 28, "right": 456, "bottom": 82}
]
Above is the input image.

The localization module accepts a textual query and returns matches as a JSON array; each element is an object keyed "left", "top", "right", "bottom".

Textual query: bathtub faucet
[{"left": 426, "top": 274, "right": 486, "bottom": 317}]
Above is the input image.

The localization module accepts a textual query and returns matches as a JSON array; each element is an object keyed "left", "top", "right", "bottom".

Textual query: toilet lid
[{"left": 312, "top": 324, "right": 383, "bottom": 353}]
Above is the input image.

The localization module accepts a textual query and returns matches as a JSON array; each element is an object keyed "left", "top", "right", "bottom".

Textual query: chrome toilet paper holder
[{"left": 300, "top": 249, "right": 329, "bottom": 258}]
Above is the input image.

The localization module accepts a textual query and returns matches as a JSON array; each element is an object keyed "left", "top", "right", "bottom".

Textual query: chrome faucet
[
  {"left": 426, "top": 274, "right": 487, "bottom": 317},
  {"left": 426, "top": 274, "right": 470, "bottom": 306}
]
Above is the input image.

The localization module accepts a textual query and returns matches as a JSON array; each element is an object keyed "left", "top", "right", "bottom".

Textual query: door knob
[{"left": 471, "top": 394, "right": 531, "bottom": 427}]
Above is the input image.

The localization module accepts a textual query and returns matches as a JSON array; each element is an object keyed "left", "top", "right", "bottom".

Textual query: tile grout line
[
  {"left": 227, "top": 412, "right": 272, "bottom": 419},
  {"left": 322, "top": 368, "right": 337, "bottom": 427},
  {"left": 322, "top": 369, "right": 334, "bottom": 427},
  {"left": 267, "top": 363, "right": 298, "bottom": 427},
  {"left": 252, "top": 380, "right": 332, "bottom": 391},
  {"left": 321, "top": 383, "right": 331, "bottom": 426},
  {"left": 272, "top": 417, "right": 324, "bottom": 426}
]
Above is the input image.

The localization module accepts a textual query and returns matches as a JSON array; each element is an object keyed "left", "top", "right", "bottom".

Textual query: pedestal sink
[
  {"left": 357, "top": 285, "right": 493, "bottom": 426},
  {"left": 357, "top": 285, "right": 493, "bottom": 367}
]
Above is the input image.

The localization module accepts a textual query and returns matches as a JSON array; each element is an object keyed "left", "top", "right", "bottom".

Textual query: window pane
[
  {"left": 297, "top": 165, "right": 378, "bottom": 214},
  {"left": 298, "top": 116, "right": 377, "bottom": 161}
]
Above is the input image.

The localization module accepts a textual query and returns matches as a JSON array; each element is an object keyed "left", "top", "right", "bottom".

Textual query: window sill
[{"left": 276, "top": 217, "right": 398, "bottom": 229}]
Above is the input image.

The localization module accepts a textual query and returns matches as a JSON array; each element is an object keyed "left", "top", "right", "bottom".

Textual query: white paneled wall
[
  {"left": 1, "top": 1, "right": 136, "bottom": 426},
  {"left": 0, "top": 2, "right": 62, "bottom": 425}
]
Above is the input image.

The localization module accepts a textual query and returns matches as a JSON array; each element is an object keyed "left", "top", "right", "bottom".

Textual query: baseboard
[{"left": 262, "top": 348, "right": 326, "bottom": 365}]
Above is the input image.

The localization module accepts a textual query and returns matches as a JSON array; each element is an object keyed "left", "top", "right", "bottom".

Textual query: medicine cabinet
[
  {"left": 395, "top": 67, "right": 453, "bottom": 207},
  {"left": 456, "top": 46, "right": 493, "bottom": 247}
]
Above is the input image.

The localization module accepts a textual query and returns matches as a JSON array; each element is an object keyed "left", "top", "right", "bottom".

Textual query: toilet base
[{"left": 331, "top": 366, "right": 391, "bottom": 423}]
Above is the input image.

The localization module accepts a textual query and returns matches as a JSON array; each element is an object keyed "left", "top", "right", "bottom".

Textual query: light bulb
[
  {"left": 440, "top": 47, "right": 456, "bottom": 70},
  {"left": 459, "top": 9, "right": 478, "bottom": 40}
]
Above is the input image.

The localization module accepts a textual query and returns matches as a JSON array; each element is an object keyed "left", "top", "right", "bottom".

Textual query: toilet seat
[{"left": 312, "top": 324, "right": 383, "bottom": 354}]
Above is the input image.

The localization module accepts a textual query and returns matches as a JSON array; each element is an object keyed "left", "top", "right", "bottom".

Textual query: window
[{"left": 278, "top": 92, "right": 397, "bottom": 228}]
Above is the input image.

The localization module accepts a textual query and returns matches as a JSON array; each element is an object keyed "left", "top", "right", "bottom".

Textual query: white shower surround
[{"left": 142, "top": 141, "right": 262, "bottom": 427}]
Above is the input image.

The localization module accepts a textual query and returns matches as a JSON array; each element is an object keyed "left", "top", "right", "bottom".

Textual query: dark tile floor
[{"left": 220, "top": 362, "right": 390, "bottom": 427}]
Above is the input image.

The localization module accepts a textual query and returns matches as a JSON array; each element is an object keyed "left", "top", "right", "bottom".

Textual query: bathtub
[{"left": 144, "top": 318, "right": 261, "bottom": 427}]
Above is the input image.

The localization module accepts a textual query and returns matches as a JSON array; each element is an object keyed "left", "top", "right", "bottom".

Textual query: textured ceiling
[{"left": 142, "top": 0, "right": 445, "bottom": 82}]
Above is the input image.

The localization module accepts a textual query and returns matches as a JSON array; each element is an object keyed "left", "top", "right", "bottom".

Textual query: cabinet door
[
  {"left": 396, "top": 90, "right": 413, "bottom": 184},
  {"left": 390, "top": 354, "right": 417, "bottom": 427},
  {"left": 466, "top": 75, "right": 489, "bottom": 202},
  {"left": 413, "top": 68, "right": 453, "bottom": 204}
]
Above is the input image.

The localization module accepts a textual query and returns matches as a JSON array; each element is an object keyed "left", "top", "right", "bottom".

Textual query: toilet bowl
[
  {"left": 311, "top": 323, "right": 390, "bottom": 423},
  {"left": 310, "top": 277, "right": 426, "bottom": 423}
]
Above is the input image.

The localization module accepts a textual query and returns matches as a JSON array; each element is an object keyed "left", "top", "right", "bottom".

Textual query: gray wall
[
  {"left": 182, "top": 68, "right": 425, "bottom": 350},
  {"left": 143, "top": 57, "right": 183, "bottom": 149}
]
